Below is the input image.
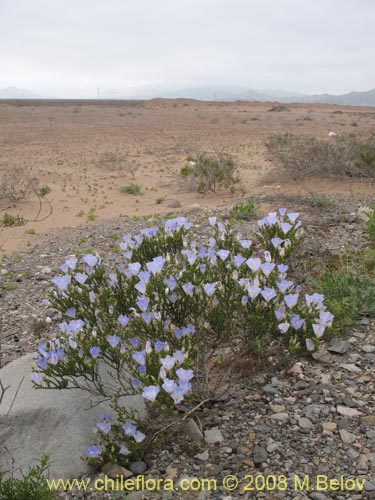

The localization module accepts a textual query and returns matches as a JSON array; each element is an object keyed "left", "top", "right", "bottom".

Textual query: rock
[
  {"left": 340, "top": 363, "right": 362, "bottom": 374},
  {"left": 358, "top": 453, "right": 375, "bottom": 470},
  {"left": 129, "top": 461, "right": 147, "bottom": 475},
  {"left": 184, "top": 418, "right": 204, "bottom": 441},
  {"left": 309, "top": 493, "right": 329, "bottom": 500},
  {"left": 347, "top": 447, "right": 359, "bottom": 460},
  {"left": 337, "top": 405, "right": 363, "bottom": 417},
  {"left": 270, "top": 412, "right": 289, "bottom": 421},
  {"left": 102, "top": 463, "right": 133, "bottom": 478},
  {"left": 269, "top": 404, "right": 286, "bottom": 413},
  {"left": 204, "top": 427, "right": 223, "bottom": 445},
  {"left": 194, "top": 450, "right": 209, "bottom": 461},
  {"left": 322, "top": 422, "right": 337, "bottom": 432},
  {"left": 362, "top": 345, "right": 375, "bottom": 353},
  {"left": 262, "top": 384, "right": 279, "bottom": 395},
  {"left": 361, "top": 415, "right": 375, "bottom": 425},
  {"left": 253, "top": 446, "right": 268, "bottom": 464},
  {"left": 165, "top": 465, "right": 178, "bottom": 479},
  {"left": 327, "top": 339, "right": 349, "bottom": 354},
  {"left": 266, "top": 442, "right": 281, "bottom": 453},
  {"left": 339, "top": 429, "right": 357, "bottom": 444},
  {"left": 167, "top": 200, "right": 181, "bottom": 209},
  {"left": 312, "top": 352, "right": 331, "bottom": 363},
  {"left": 365, "top": 480, "right": 375, "bottom": 491},
  {"left": 40, "top": 266, "right": 52, "bottom": 274},
  {"left": 298, "top": 417, "right": 314, "bottom": 430},
  {"left": 0, "top": 353, "right": 146, "bottom": 479}
]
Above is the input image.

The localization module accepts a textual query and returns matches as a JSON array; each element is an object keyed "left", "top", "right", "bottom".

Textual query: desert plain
[{"left": 1, "top": 98, "right": 375, "bottom": 253}]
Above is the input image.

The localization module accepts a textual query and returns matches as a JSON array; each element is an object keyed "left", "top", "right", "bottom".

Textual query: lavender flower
[
  {"left": 106, "top": 335, "right": 121, "bottom": 348},
  {"left": 85, "top": 445, "right": 103, "bottom": 458},
  {"left": 83, "top": 254, "right": 98, "bottom": 267},
  {"left": 89, "top": 346, "right": 100, "bottom": 358},
  {"left": 142, "top": 385, "right": 160, "bottom": 402},
  {"left": 136, "top": 296, "right": 150, "bottom": 312}
]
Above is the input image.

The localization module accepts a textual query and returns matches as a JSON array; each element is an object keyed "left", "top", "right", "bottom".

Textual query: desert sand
[{"left": 1, "top": 98, "right": 375, "bottom": 253}]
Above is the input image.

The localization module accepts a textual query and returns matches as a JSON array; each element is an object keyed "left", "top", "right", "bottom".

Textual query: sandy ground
[{"left": 1, "top": 98, "right": 375, "bottom": 253}]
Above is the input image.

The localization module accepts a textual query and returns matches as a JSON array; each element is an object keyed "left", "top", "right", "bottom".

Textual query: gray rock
[
  {"left": 365, "top": 480, "right": 375, "bottom": 491},
  {"left": 253, "top": 445, "right": 268, "bottom": 464},
  {"left": 129, "top": 461, "right": 147, "bottom": 475},
  {"left": 339, "top": 429, "right": 357, "bottom": 444},
  {"left": 327, "top": 339, "right": 349, "bottom": 354},
  {"left": 298, "top": 418, "right": 314, "bottom": 430},
  {"left": 312, "top": 352, "right": 331, "bottom": 363},
  {"left": 184, "top": 418, "right": 204, "bottom": 441},
  {"left": 204, "top": 427, "right": 223, "bottom": 445},
  {"left": 362, "top": 345, "right": 375, "bottom": 353},
  {"left": 358, "top": 453, "right": 375, "bottom": 470},
  {"left": 309, "top": 493, "right": 329, "bottom": 500},
  {"left": 337, "top": 405, "right": 363, "bottom": 417},
  {"left": 0, "top": 353, "right": 145, "bottom": 479},
  {"left": 102, "top": 462, "right": 133, "bottom": 478},
  {"left": 262, "top": 384, "right": 279, "bottom": 395}
]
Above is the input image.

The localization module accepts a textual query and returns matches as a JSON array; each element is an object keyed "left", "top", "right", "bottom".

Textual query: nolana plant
[{"left": 32, "top": 211, "right": 333, "bottom": 468}]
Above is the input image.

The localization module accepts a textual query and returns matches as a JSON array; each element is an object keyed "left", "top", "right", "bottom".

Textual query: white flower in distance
[
  {"left": 246, "top": 257, "right": 262, "bottom": 272},
  {"left": 204, "top": 282, "right": 217, "bottom": 296},
  {"left": 161, "top": 355, "right": 175, "bottom": 371},
  {"left": 146, "top": 256, "right": 166, "bottom": 275}
]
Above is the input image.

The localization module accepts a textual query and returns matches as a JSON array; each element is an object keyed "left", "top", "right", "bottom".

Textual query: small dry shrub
[
  {"left": 97, "top": 150, "right": 139, "bottom": 178},
  {"left": 266, "top": 133, "right": 375, "bottom": 179},
  {"left": 0, "top": 165, "right": 39, "bottom": 201}
]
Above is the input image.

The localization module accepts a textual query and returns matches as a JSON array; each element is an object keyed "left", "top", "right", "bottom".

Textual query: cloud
[{"left": 0, "top": 0, "right": 374, "bottom": 96}]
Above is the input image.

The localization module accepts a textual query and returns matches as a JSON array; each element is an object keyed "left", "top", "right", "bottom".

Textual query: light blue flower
[
  {"left": 271, "top": 237, "right": 284, "bottom": 248},
  {"left": 241, "top": 295, "right": 249, "bottom": 305},
  {"left": 277, "top": 264, "right": 289, "bottom": 273},
  {"left": 290, "top": 314, "right": 305, "bottom": 330},
  {"left": 261, "top": 262, "right": 275, "bottom": 276},
  {"left": 118, "top": 314, "right": 130, "bottom": 326},
  {"left": 312, "top": 323, "right": 325, "bottom": 338},
  {"left": 287, "top": 212, "right": 300, "bottom": 223},
  {"left": 161, "top": 355, "right": 175, "bottom": 371},
  {"left": 203, "top": 282, "right": 216, "bottom": 296},
  {"left": 162, "top": 378, "right": 177, "bottom": 394},
  {"left": 182, "top": 282, "right": 195, "bottom": 296},
  {"left": 96, "top": 421, "right": 111, "bottom": 434},
  {"left": 239, "top": 239, "right": 252, "bottom": 249},
  {"left": 51, "top": 275, "right": 71, "bottom": 292},
  {"left": 278, "top": 207, "right": 287, "bottom": 216},
  {"left": 141, "top": 312, "right": 153, "bottom": 324},
  {"left": 133, "top": 430, "right": 146, "bottom": 442},
  {"left": 278, "top": 322, "right": 290, "bottom": 333},
  {"left": 83, "top": 254, "right": 98, "bottom": 267},
  {"left": 129, "top": 337, "right": 138, "bottom": 346},
  {"left": 106, "top": 335, "right": 121, "bottom": 348},
  {"left": 49, "top": 351, "right": 59, "bottom": 365},
  {"left": 176, "top": 368, "right": 194, "bottom": 383},
  {"left": 280, "top": 222, "right": 292, "bottom": 234},
  {"left": 128, "top": 262, "right": 141, "bottom": 276},
  {"left": 119, "top": 444, "right": 131, "bottom": 455},
  {"left": 136, "top": 296, "right": 150, "bottom": 312},
  {"left": 284, "top": 293, "right": 299, "bottom": 309},
  {"left": 132, "top": 350, "right": 146, "bottom": 365},
  {"left": 154, "top": 340, "right": 164, "bottom": 352},
  {"left": 275, "top": 306, "right": 286, "bottom": 321},
  {"left": 100, "top": 412, "right": 111, "bottom": 420},
  {"left": 135, "top": 281, "right": 147, "bottom": 294},
  {"left": 37, "top": 357, "right": 48, "bottom": 369},
  {"left": 142, "top": 385, "right": 160, "bottom": 402},
  {"left": 138, "top": 365, "right": 146, "bottom": 374},
  {"left": 247, "top": 285, "right": 261, "bottom": 300},
  {"left": 168, "top": 292, "right": 178, "bottom": 303},
  {"left": 146, "top": 256, "right": 166, "bottom": 275},
  {"left": 217, "top": 249, "right": 230, "bottom": 261},
  {"left": 65, "top": 307, "right": 76, "bottom": 318},
  {"left": 261, "top": 287, "right": 276, "bottom": 302},
  {"left": 209, "top": 216, "right": 217, "bottom": 226},
  {"left": 246, "top": 257, "right": 261, "bottom": 272},
  {"left": 276, "top": 279, "right": 293, "bottom": 293},
  {"left": 85, "top": 445, "right": 103, "bottom": 458},
  {"left": 305, "top": 338, "right": 315, "bottom": 351},
  {"left": 182, "top": 249, "right": 197, "bottom": 265},
  {"left": 32, "top": 372, "right": 44, "bottom": 385},
  {"left": 75, "top": 272, "right": 88, "bottom": 285},
  {"left": 141, "top": 226, "right": 158, "bottom": 238},
  {"left": 138, "top": 271, "right": 151, "bottom": 283},
  {"left": 90, "top": 346, "right": 100, "bottom": 358},
  {"left": 234, "top": 255, "right": 246, "bottom": 267},
  {"left": 122, "top": 422, "right": 137, "bottom": 436},
  {"left": 184, "top": 324, "right": 195, "bottom": 335},
  {"left": 173, "top": 350, "right": 186, "bottom": 363},
  {"left": 164, "top": 276, "right": 177, "bottom": 291}
]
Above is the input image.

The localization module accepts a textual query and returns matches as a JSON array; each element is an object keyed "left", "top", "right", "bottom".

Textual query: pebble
[
  {"left": 336, "top": 406, "right": 363, "bottom": 417},
  {"left": 204, "top": 427, "right": 224, "bottom": 444},
  {"left": 327, "top": 339, "right": 349, "bottom": 354},
  {"left": 253, "top": 446, "right": 268, "bottom": 464},
  {"left": 339, "top": 429, "right": 357, "bottom": 444}
]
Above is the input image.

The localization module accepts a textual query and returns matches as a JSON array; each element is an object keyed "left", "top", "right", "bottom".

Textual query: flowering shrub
[{"left": 32, "top": 210, "right": 333, "bottom": 466}]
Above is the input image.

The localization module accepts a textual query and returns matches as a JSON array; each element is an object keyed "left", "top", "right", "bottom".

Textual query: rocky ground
[{"left": 1, "top": 194, "right": 375, "bottom": 499}]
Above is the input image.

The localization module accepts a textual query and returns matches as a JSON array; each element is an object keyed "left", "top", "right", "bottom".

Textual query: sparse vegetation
[
  {"left": 98, "top": 150, "right": 139, "bottom": 178},
  {"left": 229, "top": 197, "right": 258, "bottom": 220},
  {"left": 180, "top": 153, "right": 239, "bottom": 193},
  {"left": 2, "top": 213, "right": 26, "bottom": 227},
  {"left": 307, "top": 192, "right": 336, "bottom": 208},
  {"left": 120, "top": 183, "right": 141, "bottom": 195},
  {"left": 266, "top": 133, "right": 375, "bottom": 179},
  {"left": 38, "top": 185, "right": 52, "bottom": 197}
]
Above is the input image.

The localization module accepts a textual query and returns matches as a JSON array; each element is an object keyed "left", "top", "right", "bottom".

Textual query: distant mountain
[
  {"left": 0, "top": 86, "right": 41, "bottom": 99},
  {"left": 302, "top": 88, "right": 375, "bottom": 107}
]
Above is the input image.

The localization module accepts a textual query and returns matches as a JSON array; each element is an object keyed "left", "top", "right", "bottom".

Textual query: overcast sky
[{"left": 0, "top": 0, "right": 374, "bottom": 98}]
